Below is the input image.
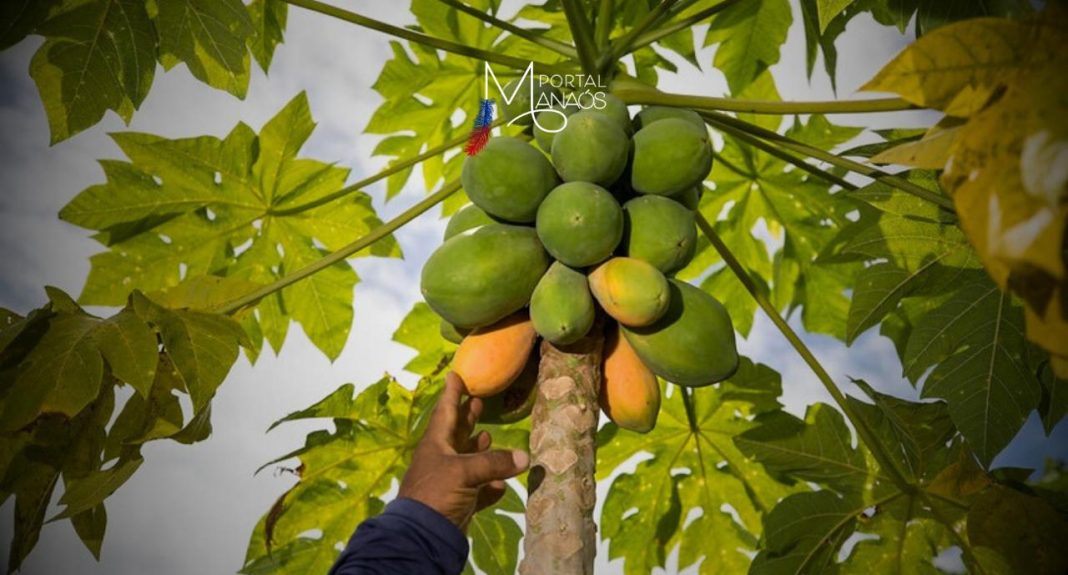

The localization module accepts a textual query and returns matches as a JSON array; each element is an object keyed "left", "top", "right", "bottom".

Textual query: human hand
[{"left": 398, "top": 371, "right": 530, "bottom": 531}]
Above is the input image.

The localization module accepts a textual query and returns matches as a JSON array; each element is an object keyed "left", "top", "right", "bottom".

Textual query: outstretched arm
[{"left": 330, "top": 372, "right": 529, "bottom": 575}]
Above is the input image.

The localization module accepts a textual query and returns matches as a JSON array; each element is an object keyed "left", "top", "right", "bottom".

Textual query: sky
[{"left": 0, "top": 2, "right": 1065, "bottom": 574}]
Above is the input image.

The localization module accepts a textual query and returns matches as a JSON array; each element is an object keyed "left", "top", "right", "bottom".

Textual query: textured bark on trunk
[{"left": 519, "top": 330, "right": 603, "bottom": 575}]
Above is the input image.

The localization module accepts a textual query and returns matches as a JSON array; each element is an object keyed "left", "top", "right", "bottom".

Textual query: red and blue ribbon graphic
[{"left": 464, "top": 98, "right": 495, "bottom": 156}]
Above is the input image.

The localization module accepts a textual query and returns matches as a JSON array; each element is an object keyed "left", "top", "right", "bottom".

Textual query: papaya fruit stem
[{"left": 520, "top": 324, "right": 604, "bottom": 575}]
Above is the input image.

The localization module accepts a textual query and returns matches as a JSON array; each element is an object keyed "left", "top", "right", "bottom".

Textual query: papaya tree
[{"left": 1, "top": 0, "right": 1067, "bottom": 574}]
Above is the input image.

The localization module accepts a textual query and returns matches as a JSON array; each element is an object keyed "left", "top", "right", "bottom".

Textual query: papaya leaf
[
  {"left": 10, "top": 0, "right": 284, "bottom": 143},
  {"left": 366, "top": 0, "right": 507, "bottom": 198},
  {"left": 467, "top": 484, "right": 523, "bottom": 575},
  {"left": 929, "top": 10, "right": 1068, "bottom": 374},
  {"left": 156, "top": 0, "right": 254, "bottom": 98},
  {"left": 703, "top": 0, "right": 791, "bottom": 93},
  {"left": 735, "top": 403, "right": 877, "bottom": 498},
  {"left": 61, "top": 93, "right": 400, "bottom": 359},
  {"left": 916, "top": 284, "right": 1038, "bottom": 466},
  {"left": 816, "top": 0, "right": 855, "bottom": 32},
  {"left": 243, "top": 374, "right": 441, "bottom": 575},
  {"left": 683, "top": 112, "right": 862, "bottom": 341},
  {"left": 966, "top": 485, "right": 1068, "bottom": 574},
  {"left": 246, "top": 302, "right": 517, "bottom": 574},
  {"left": 748, "top": 391, "right": 978, "bottom": 573},
  {"left": 28, "top": 0, "right": 156, "bottom": 144},
  {"left": 862, "top": 0, "right": 1032, "bottom": 37},
  {"left": 598, "top": 359, "right": 797, "bottom": 575},
  {"left": 837, "top": 205, "right": 981, "bottom": 343},
  {"left": 132, "top": 292, "right": 245, "bottom": 414},
  {"left": 0, "top": 0, "right": 59, "bottom": 50},
  {"left": 247, "top": 0, "right": 288, "bottom": 72},
  {"left": 750, "top": 490, "right": 861, "bottom": 574}
]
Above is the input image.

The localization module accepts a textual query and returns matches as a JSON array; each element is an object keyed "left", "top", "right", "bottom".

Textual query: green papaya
[
  {"left": 673, "top": 185, "right": 703, "bottom": 210},
  {"left": 479, "top": 348, "right": 539, "bottom": 424},
  {"left": 593, "top": 93, "right": 632, "bottom": 135},
  {"left": 534, "top": 105, "right": 573, "bottom": 152},
  {"left": 631, "top": 118, "right": 712, "bottom": 196},
  {"left": 623, "top": 195, "right": 697, "bottom": 274},
  {"left": 530, "top": 262, "right": 596, "bottom": 345},
  {"left": 588, "top": 257, "right": 670, "bottom": 327},
  {"left": 421, "top": 224, "right": 550, "bottom": 328},
  {"left": 444, "top": 204, "right": 496, "bottom": 240},
  {"left": 462, "top": 137, "right": 558, "bottom": 223},
  {"left": 501, "top": 78, "right": 561, "bottom": 126},
  {"left": 622, "top": 279, "right": 738, "bottom": 386},
  {"left": 551, "top": 111, "right": 629, "bottom": 187},
  {"left": 633, "top": 106, "right": 704, "bottom": 131},
  {"left": 440, "top": 320, "right": 470, "bottom": 344},
  {"left": 536, "top": 182, "right": 623, "bottom": 267}
]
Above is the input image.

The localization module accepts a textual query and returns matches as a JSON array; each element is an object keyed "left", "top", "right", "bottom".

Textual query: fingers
[
  {"left": 454, "top": 397, "right": 483, "bottom": 447},
  {"left": 461, "top": 449, "right": 530, "bottom": 486},
  {"left": 426, "top": 372, "right": 465, "bottom": 446},
  {"left": 462, "top": 429, "right": 491, "bottom": 454},
  {"left": 475, "top": 480, "right": 506, "bottom": 512}
]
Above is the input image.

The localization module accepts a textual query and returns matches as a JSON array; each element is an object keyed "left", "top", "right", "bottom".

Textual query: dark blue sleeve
[{"left": 328, "top": 498, "right": 469, "bottom": 575}]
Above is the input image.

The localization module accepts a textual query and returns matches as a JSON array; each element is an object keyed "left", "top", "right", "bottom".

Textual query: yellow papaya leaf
[
  {"left": 938, "top": 8, "right": 1068, "bottom": 365},
  {"left": 861, "top": 16, "right": 1061, "bottom": 111},
  {"left": 870, "top": 124, "right": 961, "bottom": 168},
  {"left": 942, "top": 84, "right": 998, "bottom": 118},
  {"left": 1024, "top": 290, "right": 1068, "bottom": 376}
]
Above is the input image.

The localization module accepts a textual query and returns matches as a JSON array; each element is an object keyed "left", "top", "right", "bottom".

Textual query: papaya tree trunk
[{"left": 519, "top": 328, "right": 603, "bottom": 575}]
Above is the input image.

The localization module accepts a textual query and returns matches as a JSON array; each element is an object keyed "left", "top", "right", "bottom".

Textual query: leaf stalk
[
  {"left": 435, "top": 0, "right": 579, "bottom": 59},
  {"left": 217, "top": 179, "right": 462, "bottom": 315},
  {"left": 283, "top": 0, "right": 574, "bottom": 74}
]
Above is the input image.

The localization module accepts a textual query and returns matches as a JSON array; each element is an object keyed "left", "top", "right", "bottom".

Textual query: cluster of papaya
[{"left": 420, "top": 91, "right": 739, "bottom": 434}]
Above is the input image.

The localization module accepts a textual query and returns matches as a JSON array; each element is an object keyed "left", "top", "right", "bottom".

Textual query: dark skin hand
[{"left": 398, "top": 371, "right": 530, "bottom": 531}]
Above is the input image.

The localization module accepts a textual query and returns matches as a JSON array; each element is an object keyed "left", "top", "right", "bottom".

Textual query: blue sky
[{"left": 0, "top": 2, "right": 1065, "bottom": 574}]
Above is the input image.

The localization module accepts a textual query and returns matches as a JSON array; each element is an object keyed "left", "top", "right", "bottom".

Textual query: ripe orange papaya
[
  {"left": 453, "top": 312, "right": 538, "bottom": 397},
  {"left": 600, "top": 327, "right": 660, "bottom": 433},
  {"left": 588, "top": 257, "right": 670, "bottom": 327}
]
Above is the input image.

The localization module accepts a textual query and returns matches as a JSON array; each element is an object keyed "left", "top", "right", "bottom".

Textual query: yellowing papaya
[
  {"left": 622, "top": 279, "right": 738, "bottom": 386},
  {"left": 421, "top": 223, "right": 550, "bottom": 329},
  {"left": 588, "top": 257, "right": 670, "bottom": 327},
  {"left": 454, "top": 312, "right": 538, "bottom": 397},
  {"left": 600, "top": 326, "right": 660, "bottom": 433}
]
